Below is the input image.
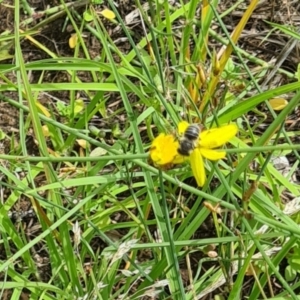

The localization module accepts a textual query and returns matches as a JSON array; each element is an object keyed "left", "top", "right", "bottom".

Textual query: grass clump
[{"left": 0, "top": 0, "right": 300, "bottom": 299}]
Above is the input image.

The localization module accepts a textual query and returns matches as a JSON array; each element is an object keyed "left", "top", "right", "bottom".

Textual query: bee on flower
[
  {"left": 149, "top": 121, "right": 238, "bottom": 187},
  {"left": 177, "top": 123, "right": 202, "bottom": 156}
]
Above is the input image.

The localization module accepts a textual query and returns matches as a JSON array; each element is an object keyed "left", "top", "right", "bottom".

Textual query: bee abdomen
[
  {"left": 178, "top": 140, "right": 194, "bottom": 156},
  {"left": 177, "top": 123, "right": 201, "bottom": 156},
  {"left": 184, "top": 125, "right": 200, "bottom": 140}
]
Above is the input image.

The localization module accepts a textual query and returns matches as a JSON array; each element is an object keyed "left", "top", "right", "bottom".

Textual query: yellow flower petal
[
  {"left": 200, "top": 148, "right": 226, "bottom": 160},
  {"left": 149, "top": 134, "right": 179, "bottom": 165},
  {"left": 177, "top": 121, "right": 190, "bottom": 135},
  {"left": 269, "top": 98, "right": 288, "bottom": 111},
  {"left": 69, "top": 34, "right": 78, "bottom": 49},
  {"left": 190, "top": 148, "right": 206, "bottom": 187},
  {"left": 100, "top": 9, "right": 116, "bottom": 20},
  {"left": 199, "top": 124, "right": 238, "bottom": 149},
  {"left": 173, "top": 154, "right": 186, "bottom": 164}
]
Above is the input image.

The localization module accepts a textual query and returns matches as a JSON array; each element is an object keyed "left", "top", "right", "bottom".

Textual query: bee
[{"left": 177, "top": 124, "right": 201, "bottom": 156}]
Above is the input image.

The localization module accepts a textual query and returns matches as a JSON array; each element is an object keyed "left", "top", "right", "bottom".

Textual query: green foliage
[
  {"left": 286, "top": 244, "right": 300, "bottom": 282},
  {"left": 56, "top": 99, "right": 84, "bottom": 118},
  {"left": 0, "top": 0, "right": 300, "bottom": 299}
]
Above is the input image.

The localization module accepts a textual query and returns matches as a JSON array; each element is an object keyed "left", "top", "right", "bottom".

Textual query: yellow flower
[
  {"left": 149, "top": 122, "right": 238, "bottom": 187},
  {"left": 149, "top": 133, "right": 184, "bottom": 166},
  {"left": 188, "top": 123, "right": 238, "bottom": 186}
]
